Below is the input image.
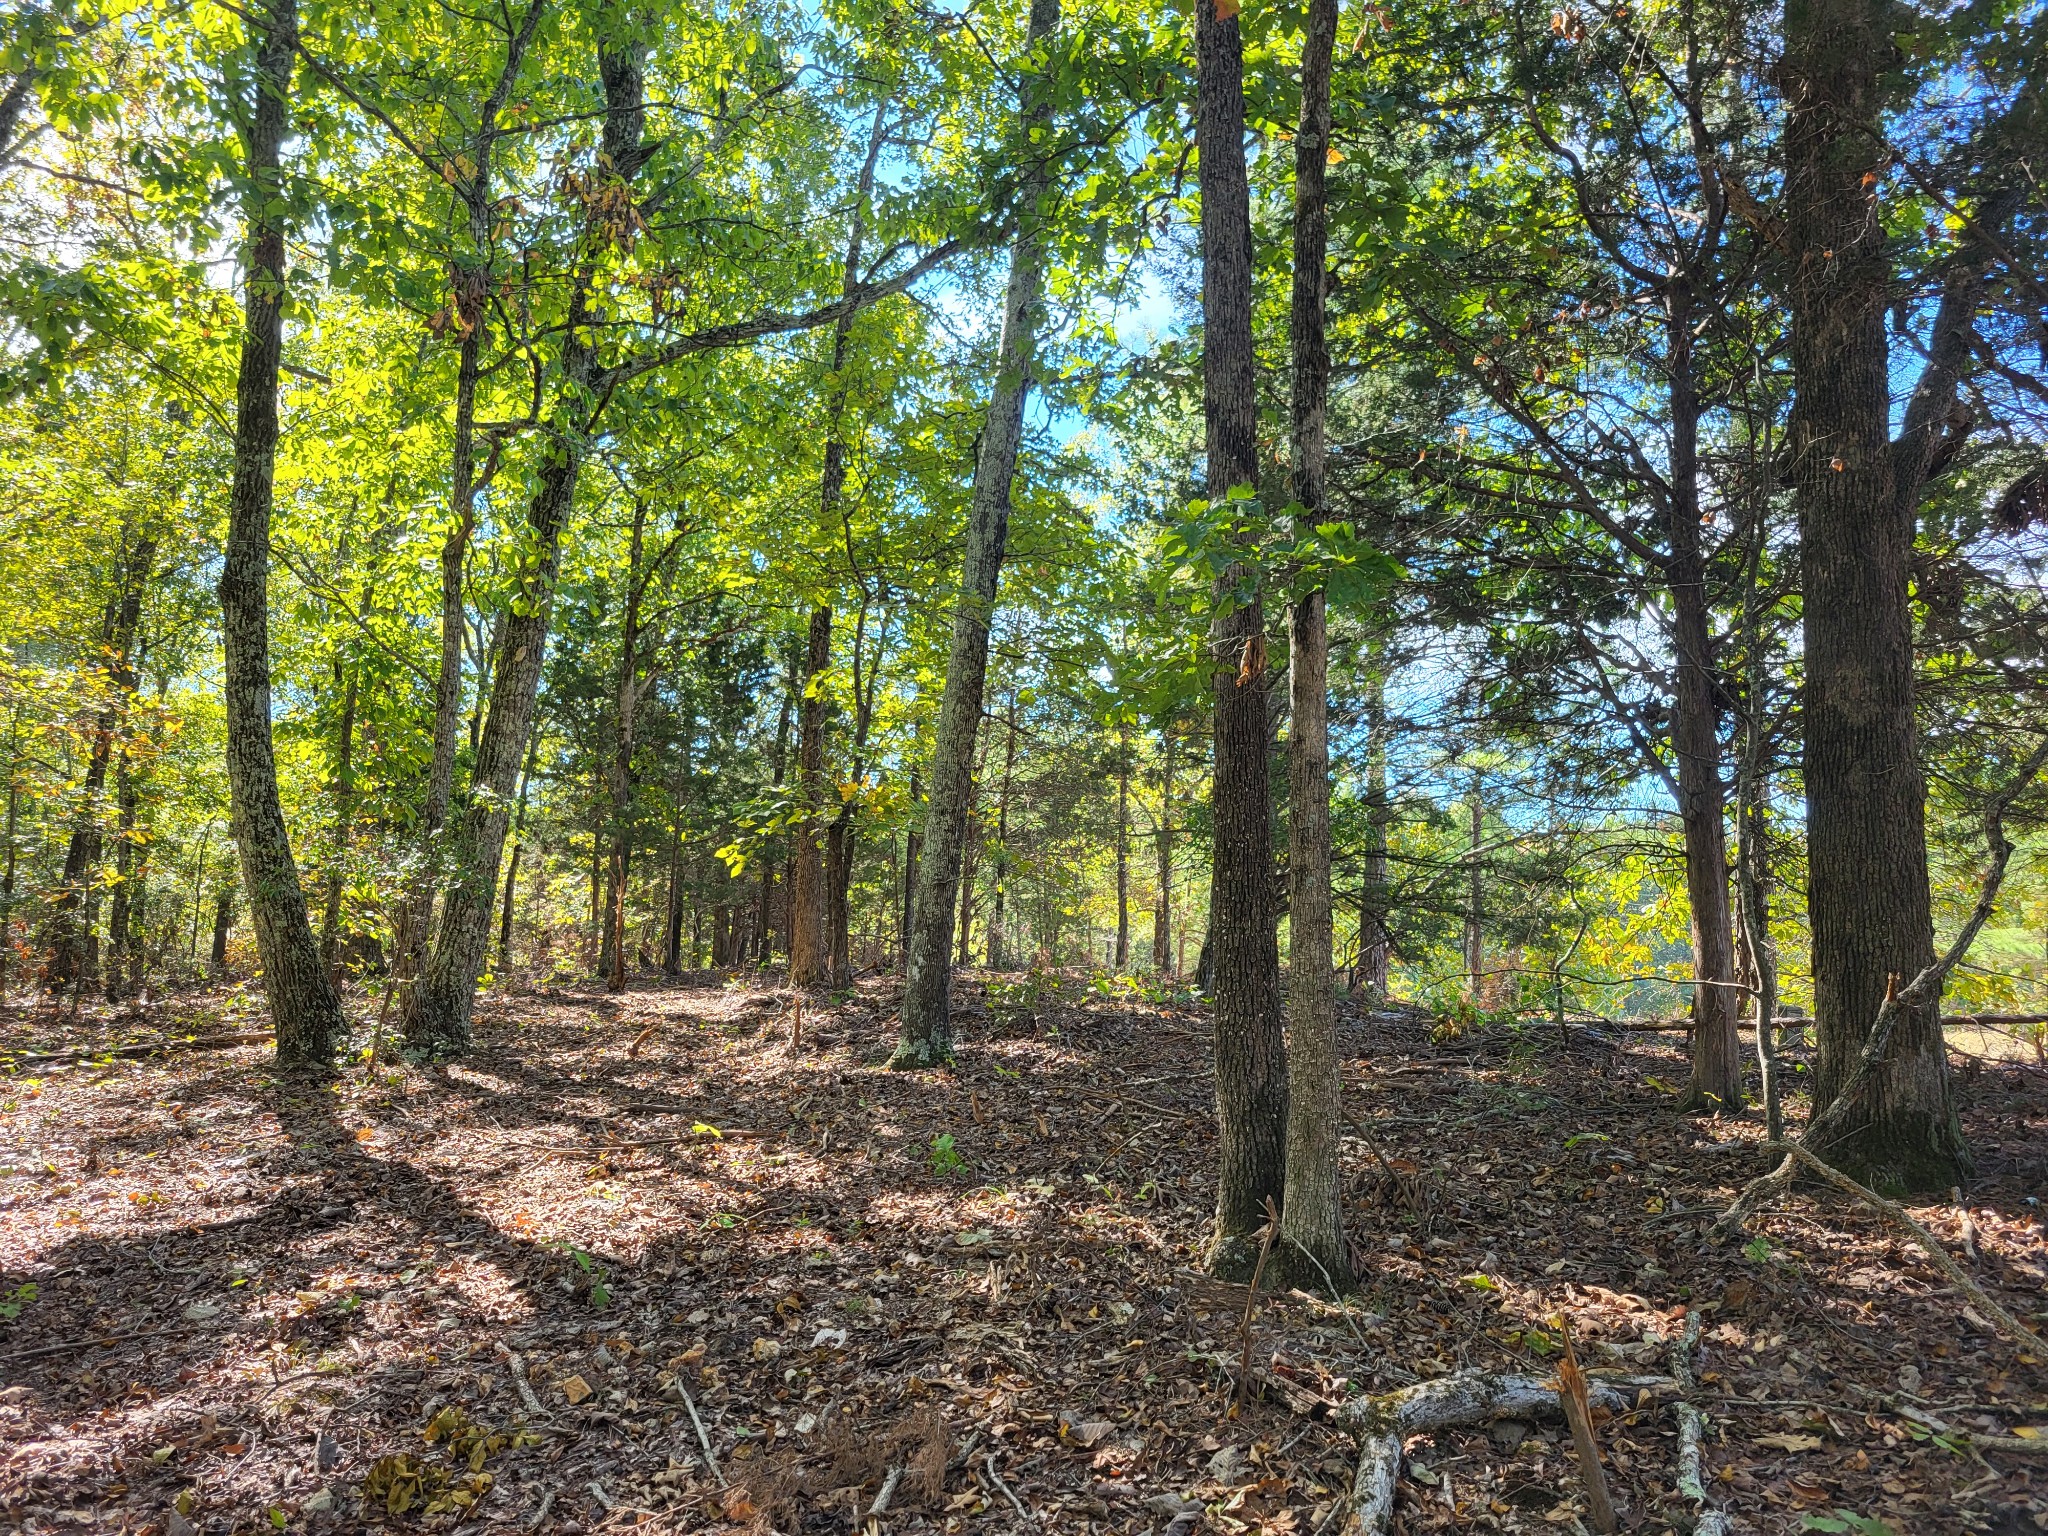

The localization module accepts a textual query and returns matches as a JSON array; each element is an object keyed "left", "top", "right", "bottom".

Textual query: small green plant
[
  {"left": 1743, "top": 1236, "right": 1776, "bottom": 1265},
  {"left": 0, "top": 1282, "right": 38, "bottom": 1321},
  {"left": 928, "top": 1133, "right": 968, "bottom": 1177},
  {"left": 557, "top": 1243, "right": 610, "bottom": 1309},
  {"left": 1801, "top": 1512, "right": 1899, "bottom": 1535}
]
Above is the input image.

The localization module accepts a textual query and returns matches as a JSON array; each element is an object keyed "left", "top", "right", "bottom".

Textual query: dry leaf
[
  {"left": 561, "top": 1374, "right": 592, "bottom": 1405},
  {"left": 1754, "top": 1432, "right": 1824, "bottom": 1453}
]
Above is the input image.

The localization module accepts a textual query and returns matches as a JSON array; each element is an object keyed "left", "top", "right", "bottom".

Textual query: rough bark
[
  {"left": 1154, "top": 725, "right": 1174, "bottom": 974},
  {"left": 1665, "top": 294, "right": 1744, "bottom": 1113},
  {"left": 1198, "top": 0, "right": 1287, "bottom": 1278},
  {"left": 218, "top": 0, "right": 345, "bottom": 1066},
  {"left": 1272, "top": 0, "right": 1348, "bottom": 1297},
  {"left": 498, "top": 729, "right": 539, "bottom": 964},
  {"left": 1114, "top": 723, "right": 1130, "bottom": 971},
  {"left": 891, "top": 0, "right": 1059, "bottom": 1068},
  {"left": 1779, "top": 0, "right": 1966, "bottom": 1191}
]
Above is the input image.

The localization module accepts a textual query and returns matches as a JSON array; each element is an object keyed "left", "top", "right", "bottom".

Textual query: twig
[
  {"left": 500, "top": 1126, "right": 767, "bottom": 1155},
  {"left": 523, "top": 1489, "right": 554, "bottom": 1533},
  {"left": 7, "top": 1031, "right": 274, "bottom": 1067},
  {"left": 1231, "top": 1196, "right": 1281, "bottom": 1418},
  {"left": 0, "top": 1325, "right": 183, "bottom": 1363},
  {"left": 984, "top": 1450, "right": 1033, "bottom": 1525},
  {"left": 1665, "top": 1311, "right": 1731, "bottom": 1535},
  {"left": 678, "top": 1378, "right": 724, "bottom": 1485},
  {"left": 495, "top": 1340, "right": 543, "bottom": 1418},
  {"left": 868, "top": 1465, "right": 904, "bottom": 1519}
]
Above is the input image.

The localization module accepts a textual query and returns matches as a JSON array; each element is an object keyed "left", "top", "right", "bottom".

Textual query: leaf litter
[{"left": 0, "top": 973, "right": 2044, "bottom": 1533}]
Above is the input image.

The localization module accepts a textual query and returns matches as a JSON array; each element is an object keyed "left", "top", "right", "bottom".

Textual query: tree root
[{"left": 1710, "top": 1141, "right": 2035, "bottom": 1350}]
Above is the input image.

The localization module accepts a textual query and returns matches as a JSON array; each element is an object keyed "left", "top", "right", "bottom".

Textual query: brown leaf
[{"left": 561, "top": 1374, "right": 592, "bottom": 1405}]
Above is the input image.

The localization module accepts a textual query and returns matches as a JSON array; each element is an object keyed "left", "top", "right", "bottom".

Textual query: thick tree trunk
[
  {"left": 892, "top": 0, "right": 1059, "bottom": 1068},
  {"left": 1273, "top": 0, "right": 1349, "bottom": 1297},
  {"left": 219, "top": 0, "right": 345, "bottom": 1066},
  {"left": 789, "top": 603, "right": 833, "bottom": 988},
  {"left": 210, "top": 891, "right": 233, "bottom": 975},
  {"left": 1197, "top": 0, "right": 1287, "bottom": 1278},
  {"left": 1665, "top": 303, "right": 1744, "bottom": 1112},
  {"left": 1780, "top": 0, "right": 1965, "bottom": 1192}
]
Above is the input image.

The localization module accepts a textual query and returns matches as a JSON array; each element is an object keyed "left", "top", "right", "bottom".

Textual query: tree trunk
[
  {"left": 498, "top": 729, "right": 539, "bottom": 965},
  {"left": 1154, "top": 725, "right": 1174, "bottom": 974},
  {"left": 891, "top": 0, "right": 1060, "bottom": 1068},
  {"left": 1665, "top": 295, "right": 1743, "bottom": 1113},
  {"left": 1780, "top": 0, "right": 1965, "bottom": 1192},
  {"left": 210, "top": 890, "right": 234, "bottom": 976},
  {"left": 900, "top": 768, "right": 920, "bottom": 974},
  {"left": 1197, "top": 0, "right": 1287, "bottom": 1278},
  {"left": 1114, "top": 723, "right": 1130, "bottom": 971},
  {"left": 318, "top": 654, "right": 358, "bottom": 980},
  {"left": 105, "top": 749, "right": 136, "bottom": 1002},
  {"left": 1273, "top": 0, "right": 1349, "bottom": 1297},
  {"left": 1464, "top": 779, "right": 1484, "bottom": 1002},
  {"left": 989, "top": 700, "right": 1018, "bottom": 967},
  {"left": 218, "top": 0, "right": 345, "bottom": 1066},
  {"left": 956, "top": 799, "right": 980, "bottom": 967},
  {"left": 789, "top": 603, "right": 833, "bottom": 988}
]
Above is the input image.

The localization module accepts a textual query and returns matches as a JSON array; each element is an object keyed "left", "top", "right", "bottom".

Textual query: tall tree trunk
[
  {"left": 1154, "top": 724, "right": 1174, "bottom": 974},
  {"left": 899, "top": 767, "right": 920, "bottom": 974},
  {"left": 1780, "top": 0, "right": 1965, "bottom": 1191},
  {"left": 789, "top": 604, "right": 833, "bottom": 987},
  {"left": 210, "top": 890, "right": 234, "bottom": 975},
  {"left": 891, "top": 0, "right": 1060, "bottom": 1068},
  {"left": 1114, "top": 722, "right": 1130, "bottom": 971},
  {"left": 48, "top": 541, "right": 151, "bottom": 990},
  {"left": 1464, "top": 778, "right": 1484, "bottom": 1003},
  {"left": 757, "top": 658, "right": 794, "bottom": 962},
  {"left": 219, "top": 0, "right": 344, "bottom": 1066},
  {"left": 0, "top": 736, "right": 18, "bottom": 992},
  {"left": 1274, "top": 0, "right": 1348, "bottom": 1296},
  {"left": 1198, "top": 0, "right": 1287, "bottom": 1278},
  {"left": 664, "top": 716, "right": 693, "bottom": 975},
  {"left": 1665, "top": 294, "right": 1743, "bottom": 1112},
  {"left": 956, "top": 796, "right": 980, "bottom": 967},
  {"left": 1358, "top": 664, "right": 1390, "bottom": 996}
]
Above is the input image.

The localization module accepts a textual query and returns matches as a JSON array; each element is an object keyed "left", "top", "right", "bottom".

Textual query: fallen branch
[
  {"left": 1664, "top": 1311, "right": 1731, "bottom": 1536},
  {"left": 1338, "top": 1370, "right": 1666, "bottom": 1536},
  {"left": 495, "top": 1340, "right": 544, "bottom": 1418},
  {"left": 0, "top": 1324, "right": 189, "bottom": 1363},
  {"left": 499, "top": 1125, "right": 768, "bottom": 1155},
  {"left": 1556, "top": 1322, "right": 1617, "bottom": 1533},
  {"left": 6, "top": 1031, "right": 275, "bottom": 1067},
  {"left": 677, "top": 1378, "right": 724, "bottom": 1486}
]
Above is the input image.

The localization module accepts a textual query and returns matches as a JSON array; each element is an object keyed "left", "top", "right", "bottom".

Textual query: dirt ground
[{"left": 1, "top": 971, "right": 2044, "bottom": 1535}]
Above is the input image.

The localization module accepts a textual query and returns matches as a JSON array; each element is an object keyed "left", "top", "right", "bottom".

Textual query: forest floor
[{"left": 1, "top": 970, "right": 2045, "bottom": 1536}]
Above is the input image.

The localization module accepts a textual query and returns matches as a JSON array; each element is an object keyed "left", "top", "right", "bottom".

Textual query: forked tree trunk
[
  {"left": 1197, "top": 0, "right": 1288, "bottom": 1278},
  {"left": 1780, "top": 0, "right": 1966, "bottom": 1192},
  {"left": 1272, "top": 0, "right": 1349, "bottom": 1296},
  {"left": 219, "top": 0, "right": 345, "bottom": 1066},
  {"left": 891, "top": 0, "right": 1060, "bottom": 1068}
]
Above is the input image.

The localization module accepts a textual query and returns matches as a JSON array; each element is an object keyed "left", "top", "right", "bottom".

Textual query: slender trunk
[
  {"left": 1359, "top": 664, "right": 1390, "bottom": 996},
  {"left": 319, "top": 655, "right": 358, "bottom": 978},
  {"left": 106, "top": 749, "right": 136, "bottom": 1002},
  {"left": 1198, "top": 0, "right": 1287, "bottom": 1278},
  {"left": 1464, "top": 779, "right": 1484, "bottom": 1003},
  {"left": 1780, "top": 0, "right": 1964, "bottom": 1191},
  {"left": 900, "top": 767, "right": 920, "bottom": 974},
  {"left": 1114, "top": 723, "right": 1130, "bottom": 971},
  {"left": 989, "top": 700, "right": 1017, "bottom": 967},
  {"left": 1154, "top": 725, "right": 1174, "bottom": 974},
  {"left": 893, "top": 0, "right": 1060, "bottom": 1067},
  {"left": 1664, "top": 294, "right": 1743, "bottom": 1112},
  {"left": 665, "top": 717, "right": 692, "bottom": 975},
  {"left": 218, "top": 0, "right": 344, "bottom": 1065},
  {"left": 210, "top": 891, "right": 234, "bottom": 975},
  {"left": 498, "top": 729, "right": 540, "bottom": 964},
  {"left": 758, "top": 661, "right": 794, "bottom": 961},
  {"left": 1736, "top": 675, "right": 1782, "bottom": 1142},
  {"left": 789, "top": 604, "right": 833, "bottom": 986},
  {"left": 956, "top": 800, "right": 980, "bottom": 966},
  {"left": 1274, "top": 0, "right": 1348, "bottom": 1295},
  {"left": 0, "top": 758, "right": 17, "bottom": 991}
]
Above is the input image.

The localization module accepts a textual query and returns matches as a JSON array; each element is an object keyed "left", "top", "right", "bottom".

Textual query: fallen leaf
[
  {"left": 561, "top": 1375, "right": 592, "bottom": 1405},
  {"left": 1755, "top": 1432, "right": 1824, "bottom": 1453}
]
